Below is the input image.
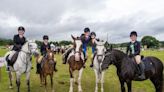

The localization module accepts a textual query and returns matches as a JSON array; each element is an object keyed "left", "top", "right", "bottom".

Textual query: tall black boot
[
  {"left": 54, "top": 62, "right": 58, "bottom": 72},
  {"left": 36, "top": 63, "right": 40, "bottom": 74},
  {"left": 138, "top": 62, "right": 145, "bottom": 79}
]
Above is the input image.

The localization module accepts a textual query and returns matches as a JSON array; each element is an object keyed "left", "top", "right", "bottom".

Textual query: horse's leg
[
  {"left": 150, "top": 75, "right": 163, "bottom": 92},
  {"left": 50, "top": 74, "right": 54, "bottom": 92},
  {"left": 69, "top": 68, "right": 74, "bottom": 92},
  {"left": 8, "top": 71, "right": 13, "bottom": 89},
  {"left": 44, "top": 75, "right": 47, "bottom": 92},
  {"left": 119, "top": 77, "right": 125, "bottom": 92},
  {"left": 16, "top": 72, "right": 21, "bottom": 92},
  {"left": 94, "top": 69, "right": 98, "bottom": 92},
  {"left": 78, "top": 68, "right": 83, "bottom": 92},
  {"left": 126, "top": 81, "right": 132, "bottom": 92},
  {"left": 26, "top": 72, "right": 30, "bottom": 92},
  {"left": 101, "top": 71, "right": 105, "bottom": 92}
]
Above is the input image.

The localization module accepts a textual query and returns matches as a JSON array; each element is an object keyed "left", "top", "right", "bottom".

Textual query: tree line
[{"left": 0, "top": 36, "right": 164, "bottom": 49}]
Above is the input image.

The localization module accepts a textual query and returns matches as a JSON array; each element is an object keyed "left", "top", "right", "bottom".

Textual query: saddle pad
[{"left": 142, "top": 58, "right": 154, "bottom": 72}]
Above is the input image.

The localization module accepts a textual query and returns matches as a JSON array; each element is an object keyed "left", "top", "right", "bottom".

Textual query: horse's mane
[{"left": 111, "top": 49, "right": 137, "bottom": 78}]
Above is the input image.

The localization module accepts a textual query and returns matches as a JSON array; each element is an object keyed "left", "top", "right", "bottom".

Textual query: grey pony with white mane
[
  {"left": 93, "top": 40, "right": 106, "bottom": 92},
  {"left": 4, "top": 40, "right": 38, "bottom": 92}
]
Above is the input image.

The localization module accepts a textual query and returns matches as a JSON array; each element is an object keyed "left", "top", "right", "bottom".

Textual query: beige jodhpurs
[{"left": 135, "top": 55, "right": 141, "bottom": 64}]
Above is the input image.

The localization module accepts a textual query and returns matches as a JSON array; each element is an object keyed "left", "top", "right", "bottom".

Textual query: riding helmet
[
  {"left": 18, "top": 26, "right": 25, "bottom": 31},
  {"left": 43, "top": 35, "right": 49, "bottom": 40},
  {"left": 130, "top": 31, "right": 137, "bottom": 37},
  {"left": 91, "top": 32, "right": 96, "bottom": 36},
  {"left": 84, "top": 27, "right": 90, "bottom": 33}
]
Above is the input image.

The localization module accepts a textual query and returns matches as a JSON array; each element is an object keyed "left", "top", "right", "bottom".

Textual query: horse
[
  {"left": 4, "top": 40, "right": 38, "bottom": 92},
  {"left": 66, "top": 35, "right": 85, "bottom": 92},
  {"left": 93, "top": 40, "right": 106, "bottom": 92},
  {"left": 101, "top": 47, "right": 163, "bottom": 92},
  {"left": 39, "top": 49, "right": 56, "bottom": 92}
]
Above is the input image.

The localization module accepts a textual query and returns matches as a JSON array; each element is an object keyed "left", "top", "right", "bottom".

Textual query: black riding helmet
[
  {"left": 130, "top": 31, "right": 137, "bottom": 37},
  {"left": 43, "top": 35, "right": 49, "bottom": 40},
  {"left": 91, "top": 32, "right": 96, "bottom": 36},
  {"left": 84, "top": 27, "right": 90, "bottom": 33},
  {"left": 18, "top": 26, "right": 25, "bottom": 31}
]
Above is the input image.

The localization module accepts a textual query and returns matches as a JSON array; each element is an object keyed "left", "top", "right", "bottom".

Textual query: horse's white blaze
[
  {"left": 75, "top": 40, "right": 82, "bottom": 61},
  {"left": 75, "top": 40, "right": 82, "bottom": 52}
]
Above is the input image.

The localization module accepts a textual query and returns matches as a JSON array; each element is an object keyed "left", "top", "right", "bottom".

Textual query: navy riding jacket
[
  {"left": 12, "top": 34, "right": 26, "bottom": 51},
  {"left": 40, "top": 43, "right": 51, "bottom": 56},
  {"left": 126, "top": 41, "right": 141, "bottom": 56}
]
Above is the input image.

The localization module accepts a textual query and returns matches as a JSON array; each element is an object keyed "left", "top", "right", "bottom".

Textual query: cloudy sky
[{"left": 0, "top": 0, "right": 164, "bottom": 43}]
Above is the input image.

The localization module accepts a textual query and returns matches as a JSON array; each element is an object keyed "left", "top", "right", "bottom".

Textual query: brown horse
[
  {"left": 39, "top": 49, "right": 56, "bottom": 92},
  {"left": 67, "top": 35, "right": 85, "bottom": 92}
]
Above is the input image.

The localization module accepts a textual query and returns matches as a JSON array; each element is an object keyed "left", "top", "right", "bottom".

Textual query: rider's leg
[
  {"left": 36, "top": 56, "right": 43, "bottom": 74},
  {"left": 135, "top": 55, "right": 145, "bottom": 79},
  {"left": 63, "top": 47, "right": 74, "bottom": 64},
  {"left": 90, "top": 52, "right": 96, "bottom": 68},
  {"left": 54, "top": 58, "right": 58, "bottom": 72}
]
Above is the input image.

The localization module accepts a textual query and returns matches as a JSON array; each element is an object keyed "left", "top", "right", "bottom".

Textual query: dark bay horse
[
  {"left": 101, "top": 48, "right": 163, "bottom": 92},
  {"left": 67, "top": 35, "right": 85, "bottom": 92},
  {"left": 39, "top": 49, "right": 55, "bottom": 92}
]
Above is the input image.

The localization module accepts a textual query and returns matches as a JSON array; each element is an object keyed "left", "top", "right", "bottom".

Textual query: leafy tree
[{"left": 141, "top": 36, "right": 159, "bottom": 48}]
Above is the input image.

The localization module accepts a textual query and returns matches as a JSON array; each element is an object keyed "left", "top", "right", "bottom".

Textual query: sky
[{"left": 0, "top": 0, "right": 164, "bottom": 43}]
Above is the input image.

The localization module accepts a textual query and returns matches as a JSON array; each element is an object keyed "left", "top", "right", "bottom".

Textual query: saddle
[
  {"left": 6, "top": 52, "right": 19, "bottom": 66},
  {"left": 132, "top": 56, "right": 155, "bottom": 80}
]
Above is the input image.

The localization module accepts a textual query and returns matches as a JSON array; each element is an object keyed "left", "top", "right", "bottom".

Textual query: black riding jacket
[
  {"left": 12, "top": 34, "right": 26, "bottom": 51},
  {"left": 126, "top": 41, "right": 141, "bottom": 56},
  {"left": 40, "top": 43, "right": 51, "bottom": 56}
]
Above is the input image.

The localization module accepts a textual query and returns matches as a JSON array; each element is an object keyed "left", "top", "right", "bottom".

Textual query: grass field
[{"left": 0, "top": 48, "right": 164, "bottom": 92}]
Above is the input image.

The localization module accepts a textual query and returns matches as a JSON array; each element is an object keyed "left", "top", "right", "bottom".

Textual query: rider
[
  {"left": 36, "top": 35, "right": 57, "bottom": 74},
  {"left": 126, "top": 31, "right": 145, "bottom": 79},
  {"left": 89, "top": 32, "right": 97, "bottom": 67},
  {"left": 7, "top": 26, "right": 26, "bottom": 67},
  {"left": 80, "top": 27, "right": 91, "bottom": 61},
  {"left": 63, "top": 27, "right": 96, "bottom": 66}
]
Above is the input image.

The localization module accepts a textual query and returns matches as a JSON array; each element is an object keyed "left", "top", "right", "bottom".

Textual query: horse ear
[
  {"left": 71, "top": 35, "right": 76, "bottom": 40},
  {"left": 110, "top": 45, "right": 113, "bottom": 51},
  {"left": 103, "top": 41, "right": 106, "bottom": 45},
  {"left": 46, "top": 48, "right": 50, "bottom": 52},
  {"left": 95, "top": 39, "right": 98, "bottom": 44}
]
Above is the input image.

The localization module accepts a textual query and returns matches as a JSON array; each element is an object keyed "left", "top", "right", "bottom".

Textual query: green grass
[{"left": 0, "top": 48, "right": 164, "bottom": 92}]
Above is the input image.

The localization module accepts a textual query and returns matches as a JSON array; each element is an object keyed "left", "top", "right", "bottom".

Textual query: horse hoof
[
  {"left": 52, "top": 90, "right": 54, "bottom": 92},
  {"left": 9, "top": 86, "right": 13, "bottom": 89},
  {"left": 78, "top": 90, "right": 82, "bottom": 92}
]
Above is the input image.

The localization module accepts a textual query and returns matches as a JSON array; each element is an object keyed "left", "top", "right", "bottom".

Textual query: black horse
[{"left": 101, "top": 48, "right": 163, "bottom": 92}]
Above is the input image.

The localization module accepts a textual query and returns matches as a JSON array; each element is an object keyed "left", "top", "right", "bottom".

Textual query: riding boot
[
  {"left": 90, "top": 53, "right": 96, "bottom": 68},
  {"left": 63, "top": 48, "right": 73, "bottom": 64},
  {"left": 90, "top": 58, "right": 94, "bottom": 68},
  {"left": 54, "top": 62, "right": 58, "bottom": 72},
  {"left": 36, "top": 63, "right": 40, "bottom": 74},
  {"left": 138, "top": 62, "right": 145, "bottom": 79}
]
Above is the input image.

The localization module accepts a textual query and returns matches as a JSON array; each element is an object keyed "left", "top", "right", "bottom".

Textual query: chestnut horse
[{"left": 39, "top": 49, "right": 56, "bottom": 92}]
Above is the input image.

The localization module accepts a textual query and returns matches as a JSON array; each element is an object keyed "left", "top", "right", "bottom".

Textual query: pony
[
  {"left": 4, "top": 40, "right": 38, "bottom": 92},
  {"left": 101, "top": 47, "right": 163, "bottom": 92},
  {"left": 67, "top": 35, "right": 85, "bottom": 92},
  {"left": 93, "top": 40, "right": 106, "bottom": 92}
]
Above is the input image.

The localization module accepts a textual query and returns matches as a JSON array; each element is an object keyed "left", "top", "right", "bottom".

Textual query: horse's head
[
  {"left": 95, "top": 40, "right": 106, "bottom": 62},
  {"left": 46, "top": 48, "right": 54, "bottom": 61},
  {"left": 22, "top": 40, "right": 38, "bottom": 55},
  {"left": 101, "top": 45, "right": 115, "bottom": 71},
  {"left": 71, "top": 35, "right": 82, "bottom": 61}
]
